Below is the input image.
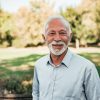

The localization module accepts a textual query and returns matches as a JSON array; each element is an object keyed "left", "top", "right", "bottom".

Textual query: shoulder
[
  {"left": 72, "top": 53, "right": 95, "bottom": 70},
  {"left": 35, "top": 54, "right": 49, "bottom": 66}
]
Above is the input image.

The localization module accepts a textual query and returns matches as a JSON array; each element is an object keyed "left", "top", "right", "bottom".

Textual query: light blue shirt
[{"left": 32, "top": 49, "right": 100, "bottom": 100}]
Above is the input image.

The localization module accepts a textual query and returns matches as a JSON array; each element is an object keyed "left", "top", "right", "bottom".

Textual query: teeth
[
  {"left": 53, "top": 43, "right": 63, "bottom": 45},
  {"left": 55, "top": 49, "right": 60, "bottom": 52},
  {"left": 53, "top": 43, "right": 62, "bottom": 44}
]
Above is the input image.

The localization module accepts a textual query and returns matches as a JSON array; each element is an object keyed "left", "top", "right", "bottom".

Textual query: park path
[{"left": 0, "top": 46, "right": 100, "bottom": 60}]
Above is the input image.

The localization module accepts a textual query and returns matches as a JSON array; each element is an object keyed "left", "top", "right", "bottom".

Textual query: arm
[
  {"left": 84, "top": 64, "right": 100, "bottom": 100},
  {"left": 32, "top": 66, "right": 39, "bottom": 100}
]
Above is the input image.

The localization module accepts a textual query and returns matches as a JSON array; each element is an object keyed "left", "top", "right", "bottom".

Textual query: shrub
[{"left": 4, "top": 76, "right": 32, "bottom": 95}]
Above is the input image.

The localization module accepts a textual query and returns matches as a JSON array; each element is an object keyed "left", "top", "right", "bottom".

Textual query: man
[{"left": 32, "top": 15, "right": 100, "bottom": 100}]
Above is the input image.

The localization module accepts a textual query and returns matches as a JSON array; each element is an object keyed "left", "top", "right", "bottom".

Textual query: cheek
[
  {"left": 45, "top": 36, "right": 70, "bottom": 44},
  {"left": 45, "top": 36, "right": 54, "bottom": 44},
  {"left": 61, "top": 36, "right": 69, "bottom": 43}
]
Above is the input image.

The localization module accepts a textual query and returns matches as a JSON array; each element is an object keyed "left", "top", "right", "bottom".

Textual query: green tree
[
  {"left": 0, "top": 10, "right": 14, "bottom": 47},
  {"left": 13, "top": 1, "right": 54, "bottom": 47},
  {"left": 76, "top": 0, "right": 99, "bottom": 45},
  {"left": 95, "top": 0, "right": 100, "bottom": 43},
  {"left": 61, "top": 8, "right": 86, "bottom": 48},
  {"left": 61, "top": 0, "right": 100, "bottom": 47}
]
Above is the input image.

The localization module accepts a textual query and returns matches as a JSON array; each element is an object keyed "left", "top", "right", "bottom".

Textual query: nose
[{"left": 54, "top": 33, "right": 61, "bottom": 42}]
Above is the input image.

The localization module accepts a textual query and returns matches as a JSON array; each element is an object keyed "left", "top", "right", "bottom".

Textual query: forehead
[{"left": 47, "top": 19, "right": 66, "bottom": 30}]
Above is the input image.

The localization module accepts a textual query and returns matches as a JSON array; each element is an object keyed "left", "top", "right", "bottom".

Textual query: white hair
[{"left": 44, "top": 15, "right": 72, "bottom": 36}]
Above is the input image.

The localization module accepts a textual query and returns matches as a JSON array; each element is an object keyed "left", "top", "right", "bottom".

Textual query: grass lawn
[
  {"left": 0, "top": 52, "right": 100, "bottom": 95},
  {"left": 80, "top": 53, "right": 100, "bottom": 76},
  {"left": 0, "top": 54, "right": 44, "bottom": 95},
  {"left": 0, "top": 54, "right": 43, "bottom": 78}
]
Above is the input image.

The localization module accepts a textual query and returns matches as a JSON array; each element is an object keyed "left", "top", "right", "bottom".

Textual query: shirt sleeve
[
  {"left": 84, "top": 64, "right": 100, "bottom": 100},
  {"left": 32, "top": 66, "right": 39, "bottom": 100}
]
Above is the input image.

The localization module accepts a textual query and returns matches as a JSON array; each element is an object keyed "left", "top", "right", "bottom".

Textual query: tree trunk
[{"left": 75, "top": 39, "right": 80, "bottom": 49}]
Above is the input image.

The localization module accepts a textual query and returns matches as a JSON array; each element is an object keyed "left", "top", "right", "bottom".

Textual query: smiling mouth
[{"left": 52, "top": 44, "right": 63, "bottom": 49}]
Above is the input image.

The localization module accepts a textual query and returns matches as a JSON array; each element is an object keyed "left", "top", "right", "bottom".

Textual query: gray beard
[{"left": 48, "top": 41, "right": 68, "bottom": 56}]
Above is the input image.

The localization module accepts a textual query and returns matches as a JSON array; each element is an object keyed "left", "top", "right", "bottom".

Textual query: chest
[{"left": 38, "top": 65, "right": 85, "bottom": 97}]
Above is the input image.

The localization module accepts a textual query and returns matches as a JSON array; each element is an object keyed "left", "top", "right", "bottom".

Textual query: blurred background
[{"left": 0, "top": 0, "right": 100, "bottom": 99}]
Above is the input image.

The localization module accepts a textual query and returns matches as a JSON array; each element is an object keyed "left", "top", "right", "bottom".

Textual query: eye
[
  {"left": 48, "top": 31, "right": 56, "bottom": 36},
  {"left": 59, "top": 31, "right": 67, "bottom": 35}
]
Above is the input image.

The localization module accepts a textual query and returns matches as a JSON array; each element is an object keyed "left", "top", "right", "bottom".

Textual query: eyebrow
[
  {"left": 47, "top": 29, "right": 67, "bottom": 32},
  {"left": 59, "top": 29, "right": 67, "bottom": 32}
]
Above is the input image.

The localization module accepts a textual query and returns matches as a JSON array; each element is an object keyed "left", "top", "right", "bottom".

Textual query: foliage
[
  {"left": 61, "top": 0, "right": 100, "bottom": 47},
  {"left": 77, "top": 0, "right": 100, "bottom": 44},
  {"left": 4, "top": 76, "right": 32, "bottom": 94},
  {"left": 12, "top": 1, "right": 54, "bottom": 47},
  {"left": 0, "top": 0, "right": 100, "bottom": 47},
  {"left": 61, "top": 8, "right": 85, "bottom": 45},
  {"left": 0, "top": 54, "right": 44, "bottom": 95},
  {"left": 0, "top": 1, "right": 54, "bottom": 47},
  {"left": 0, "top": 10, "right": 14, "bottom": 47},
  {"left": 95, "top": 0, "right": 100, "bottom": 42}
]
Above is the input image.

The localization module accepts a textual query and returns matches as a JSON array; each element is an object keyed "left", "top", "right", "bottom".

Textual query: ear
[
  {"left": 42, "top": 34, "right": 46, "bottom": 41},
  {"left": 69, "top": 33, "right": 72, "bottom": 42}
]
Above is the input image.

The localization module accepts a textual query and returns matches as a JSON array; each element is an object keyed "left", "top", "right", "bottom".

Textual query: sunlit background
[
  {"left": 0, "top": 0, "right": 100, "bottom": 99},
  {"left": 0, "top": 0, "right": 82, "bottom": 13}
]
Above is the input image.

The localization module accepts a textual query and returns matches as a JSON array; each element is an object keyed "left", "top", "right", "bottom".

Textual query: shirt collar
[
  {"left": 62, "top": 49, "right": 73, "bottom": 68},
  {"left": 47, "top": 48, "right": 73, "bottom": 68}
]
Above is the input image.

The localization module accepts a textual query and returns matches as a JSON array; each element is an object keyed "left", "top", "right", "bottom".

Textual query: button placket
[{"left": 51, "top": 67, "right": 58, "bottom": 100}]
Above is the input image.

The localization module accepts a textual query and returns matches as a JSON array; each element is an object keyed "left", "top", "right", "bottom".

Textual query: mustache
[{"left": 51, "top": 41, "right": 65, "bottom": 45}]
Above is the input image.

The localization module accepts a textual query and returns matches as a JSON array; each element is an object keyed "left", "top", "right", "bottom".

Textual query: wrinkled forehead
[
  {"left": 48, "top": 19, "right": 65, "bottom": 27},
  {"left": 45, "top": 19, "right": 67, "bottom": 31}
]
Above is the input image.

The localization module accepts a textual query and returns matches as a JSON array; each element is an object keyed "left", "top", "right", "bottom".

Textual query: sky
[{"left": 0, "top": 0, "right": 82, "bottom": 13}]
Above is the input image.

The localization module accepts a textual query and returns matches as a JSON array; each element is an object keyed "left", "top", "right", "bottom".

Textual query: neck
[{"left": 50, "top": 49, "right": 68, "bottom": 66}]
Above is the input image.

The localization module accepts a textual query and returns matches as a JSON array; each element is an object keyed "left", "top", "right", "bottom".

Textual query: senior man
[{"left": 32, "top": 15, "right": 100, "bottom": 100}]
